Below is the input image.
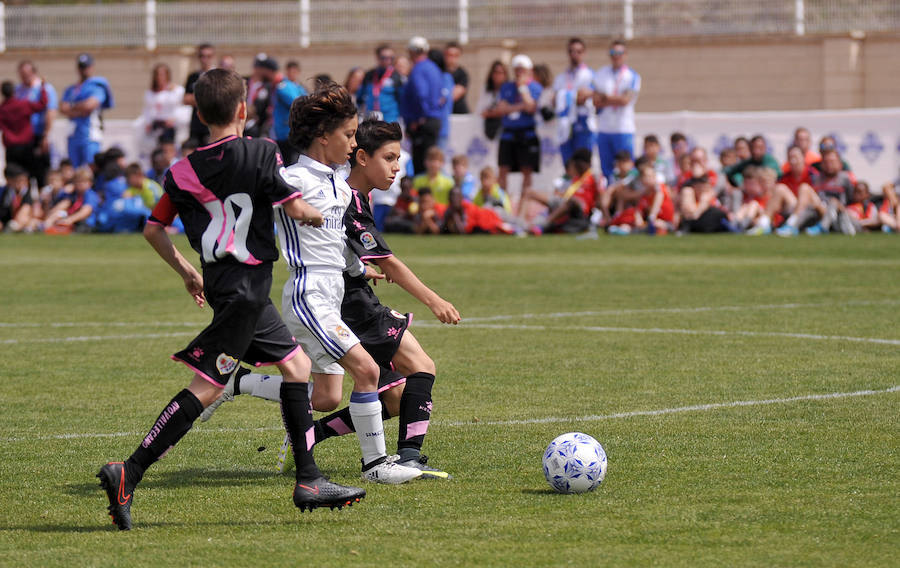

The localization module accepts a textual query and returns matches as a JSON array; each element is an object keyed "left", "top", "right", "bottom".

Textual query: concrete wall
[{"left": 1, "top": 34, "right": 898, "bottom": 119}]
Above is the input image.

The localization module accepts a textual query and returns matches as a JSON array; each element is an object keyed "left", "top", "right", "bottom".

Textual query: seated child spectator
[
  {"left": 42, "top": 166, "right": 99, "bottom": 233},
  {"left": 451, "top": 154, "right": 477, "bottom": 202},
  {"left": 58, "top": 159, "right": 75, "bottom": 186},
  {"left": 677, "top": 146, "right": 718, "bottom": 190},
  {"left": 180, "top": 138, "right": 199, "bottom": 159},
  {"left": 782, "top": 127, "right": 820, "bottom": 172},
  {"left": 412, "top": 146, "right": 454, "bottom": 205},
  {"left": 124, "top": 162, "right": 163, "bottom": 209},
  {"left": 384, "top": 176, "right": 417, "bottom": 233},
  {"left": 733, "top": 136, "right": 751, "bottom": 161},
  {"left": 879, "top": 183, "right": 899, "bottom": 232},
  {"left": 669, "top": 132, "right": 690, "bottom": 182},
  {"left": 440, "top": 184, "right": 512, "bottom": 235},
  {"left": 678, "top": 175, "right": 735, "bottom": 233},
  {"left": 473, "top": 166, "right": 512, "bottom": 216},
  {"left": 0, "top": 164, "right": 34, "bottom": 232},
  {"left": 778, "top": 145, "right": 815, "bottom": 197},
  {"left": 145, "top": 147, "right": 171, "bottom": 186},
  {"left": 715, "top": 147, "right": 742, "bottom": 213},
  {"left": 35, "top": 169, "right": 69, "bottom": 226},
  {"left": 725, "top": 135, "right": 780, "bottom": 188},
  {"left": 844, "top": 181, "right": 880, "bottom": 234},
  {"left": 608, "top": 161, "right": 675, "bottom": 235},
  {"left": 733, "top": 166, "right": 776, "bottom": 235},
  {"left": 811, "top": 136, "right": 854, "bottom": 183},
  {"left": 599, "top": 150, "right": 640, "bottom": 223},
  {"left": 641, "top": 134, "right": 673, "bottom": 185},
  {"left": 533, "top": 149, "right": 600, "bottom": 234},
  {"left": 441, "top": 186, "right": 467, "bottom": 234},
  {"left": 414, "top": 187, "right": 441, "bottom": 235}
]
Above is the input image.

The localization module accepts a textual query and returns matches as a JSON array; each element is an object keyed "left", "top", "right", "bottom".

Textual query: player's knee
[
  {"left": 278, "top": 350, "right": 311, "bottom": 382},
  {"left": 311, "top": 390, "right": 341, "bottom": 412}
]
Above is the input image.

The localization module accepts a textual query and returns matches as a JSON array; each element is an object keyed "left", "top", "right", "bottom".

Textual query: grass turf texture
[{"left": 0, "top": 233, "right": 897, "bottom": 567}]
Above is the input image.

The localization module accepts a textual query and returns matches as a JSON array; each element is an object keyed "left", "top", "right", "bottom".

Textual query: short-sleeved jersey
[
  {"left": 592, "top": 65, "right": 640, "bottom": 133},
  {"left": 499, "top": 80, "right": 543, "bottom": 133},
  {"left": 0, "top": 185, "right": 33, "bottom": 222},
  {"left": 275, "top": 154, "right": 352, "bottom": 272},
  {"left": 552, "top": 64, "right": 595, "bottom": 122},
  {"left": 812, "top": 170, "right": 854, "bottom": 205},
  {"left": 162, "top": 135, "right": 300, "bottom": 267},
  {"left": 62, "top": 77, "right": 112, "bottom": 140},
  {"left": 342, "top": 189, "right": 394, "bottom": 319}
]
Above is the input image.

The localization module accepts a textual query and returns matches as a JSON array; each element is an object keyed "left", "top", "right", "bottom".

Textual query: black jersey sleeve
[
  {"left": 344, "top": 190, "right": 393, "bottom": 260},
  {"left": 260, "top": 140, "right": 302, "bottom": 205}
]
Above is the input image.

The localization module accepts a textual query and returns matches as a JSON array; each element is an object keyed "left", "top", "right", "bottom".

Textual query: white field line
[
  {"left": 0, "top": 331, "right": 195, "bottom": 345},
  {"left": 2, "top": 385, "right": 896, "bottom": 444}
]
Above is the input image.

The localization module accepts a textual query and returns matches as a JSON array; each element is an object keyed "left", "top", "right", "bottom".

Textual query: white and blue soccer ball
[{"left": 542, "top": 432, "right": 607, "bottom": 494}]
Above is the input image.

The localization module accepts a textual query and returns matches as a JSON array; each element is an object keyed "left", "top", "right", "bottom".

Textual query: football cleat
[
  {"left": 293, "top": 477, "right": 366, "bottom": 511},
  {"left": 199, "top": 367, "right": 248, "bottom": 422},
  {"left": 361, "top": 455, "right": 423, "bottom": 484},
  {"left": 97, "top": 462, "right": 133, "bottom": 531},
  {"left": 396, "top": 454, "right": 452, "bottom": 480}
]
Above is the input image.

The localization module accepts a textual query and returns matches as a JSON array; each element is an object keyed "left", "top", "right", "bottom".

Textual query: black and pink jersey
[
  {"left": 342, "top": 189, "right": 393, "bottom": 320},
  {"left": 157, "top": 135, "right": 301, "bottom": 266}
]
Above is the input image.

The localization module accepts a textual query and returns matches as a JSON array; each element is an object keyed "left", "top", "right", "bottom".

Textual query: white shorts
[{"left": 282, "top": 268, "right": 359, "bottom": 375}]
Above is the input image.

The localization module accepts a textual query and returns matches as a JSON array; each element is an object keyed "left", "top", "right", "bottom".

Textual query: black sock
[
  {"left": 280, "top": 382, "right": 322, "bottom": 481},
  {"left": 125, "top": 389, "right": 203, "bottom": 487},
  {"left": 397, "top": 372, "right": 435, "bottom": 460}
]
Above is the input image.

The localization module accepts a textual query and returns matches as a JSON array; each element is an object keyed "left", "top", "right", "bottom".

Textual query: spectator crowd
[{"left": 2, "top": 36, "right": 898, "bottom": 237}]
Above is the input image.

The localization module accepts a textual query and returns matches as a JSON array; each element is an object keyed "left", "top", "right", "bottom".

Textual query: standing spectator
[
  {"left": 552, "top": 37, "right": 595, "bottom": 166},
  {"left": 496, "top": 54, "right": 542, "bottom": 215},
  {"left": 443, "top": 42, "right": 469, "bottom": 114},
  {"left": 272, "top": 60, "right": 307, "bottom": 165},
  {"left": 0, "top": 79, "right": 47, "bottom": 175},
  {"left": 402, "top": 36, "right": 444, "bottom": 175},
  {"left": 427, "top": 49, "right": 454, "bottom": 150},
  {"left": 142, "top": 63, "right": 184, "bottom": 147},
  {"left": 15, "top": 60, "right": 58, "bottom": 187},
  {"left": 476, "top": 60, "right": 508, "bottom": 141},
  {"left": 592, "top": 39, "right": 640, "bottom": 182},
  {"left": 344, "top": 67, "right": 365, "bottom": 109},
  {"left": 60, "top": 53, "right": 114, "bottom": 168},
  {"left": 358, "top": 44, "right": 403, "bottom": 123},
  {"left": 245, "top": 54, "right": 278, "bottom": 138},
  {"left": 183, "top": 43, "right": 215, "bottom": 146}
]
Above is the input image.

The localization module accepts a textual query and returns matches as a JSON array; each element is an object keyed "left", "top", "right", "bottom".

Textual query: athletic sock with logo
[
  {"left": 397, "top": 372, "right": 435, "bottom": 461},
  {"left": 235, "top": 371, "right": 285, "bottom": 402},
  {"left": 349, "top": 391, "right": 386, "bottom": 468},
  {"left": 124, "top": 389, "right": 203, "bottom": 487},
  {"left": 315, "top": 397, "right": 393, "bottom": 443},
  {"left": 280, "top": 381, "right": 322, "bottom": 480}
]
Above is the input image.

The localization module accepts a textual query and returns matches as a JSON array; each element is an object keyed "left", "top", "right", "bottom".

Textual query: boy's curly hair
[{"left": 289, "top": 82, "right": 357, "bottom": 151}]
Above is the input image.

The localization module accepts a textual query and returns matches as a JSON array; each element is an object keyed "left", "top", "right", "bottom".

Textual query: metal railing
[{"left": 1, "top": 0, "right": 897, "bottom": 52}]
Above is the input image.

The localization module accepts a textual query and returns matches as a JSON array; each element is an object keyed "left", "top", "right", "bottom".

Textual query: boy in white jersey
[{"left": 272, "top": 83, "right": 420, "bottom": 484}]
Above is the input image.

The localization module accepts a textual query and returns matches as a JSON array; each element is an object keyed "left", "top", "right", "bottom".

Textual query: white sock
[
  {"left": 349, "top": 392, "right": 385, "bottom": 467},
  {"left": 756, "top": 215, "right": 771, "bottom": 231},
  {"left": 785, "top": 214, "right": 799, "bottom": 228},
  {"left": 236, "top": 372, "right": 287, "bottom": 402}
]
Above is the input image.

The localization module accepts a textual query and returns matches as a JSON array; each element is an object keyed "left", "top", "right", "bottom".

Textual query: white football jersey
[
  {"left": 593, "top": 64, "right": 641, "bottom": 134},
  {"left": 275, "top": 154, "right": 352, "bottom": 272}
]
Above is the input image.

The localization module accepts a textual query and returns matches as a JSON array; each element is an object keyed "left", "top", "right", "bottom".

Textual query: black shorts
[
  {"left": 172, "top": 262, "right": 300, "bottom": 386},
  {"left": 499, "top": 130, "right": 541, "bottom": 173},
  {"left": 355, "top": 306, "right": 412, "bottom": 369}
]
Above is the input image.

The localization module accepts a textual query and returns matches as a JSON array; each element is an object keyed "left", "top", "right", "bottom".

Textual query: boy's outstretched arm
[
  {"left": 281, "top": 195, "right": 324, "bottom": 227},
  {"left": 143, "top": 222, "right": 205, "bottom": 308},
  {"left": 374, "top": 255, "right": 460, "bottom": 324}
]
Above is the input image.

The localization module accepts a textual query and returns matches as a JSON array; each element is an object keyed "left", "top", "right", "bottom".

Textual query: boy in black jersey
[{"left": 97, "top": 69, "right": 364, "bottom": 531}]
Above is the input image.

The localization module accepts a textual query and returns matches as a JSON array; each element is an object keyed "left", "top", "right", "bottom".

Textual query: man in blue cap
[{"left": 60, "top": 53, "right": 114, "bottom": 168}]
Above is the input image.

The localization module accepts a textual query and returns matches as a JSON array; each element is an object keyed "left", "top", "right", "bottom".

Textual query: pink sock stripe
[
  {"left": 305, "top": 426, "right": 316, "bottom": 451},
  {"left": 170, "top": 355, "right": 224, "bottom": 387},
  {"left": 377, "top": 377, "right": 407, "bottom": 394},
  {"left": 255, "top": 344, "right": 304, "bottom": 367},
  {"left": 405, "top": 420, "right": 430, "bottom": 440},
  {"left": 326, "top": 417, "right": 353, "bottom": 436}
]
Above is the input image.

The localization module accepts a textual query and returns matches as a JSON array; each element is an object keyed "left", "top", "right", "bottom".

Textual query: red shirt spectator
[{"left": 0, "top": 80, "right": 47, "bottom": 147}]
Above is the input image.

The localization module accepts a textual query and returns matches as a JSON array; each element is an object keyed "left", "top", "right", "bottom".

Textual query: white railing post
[
  {"left": 300, "top": 0, "right": 310, "bottom": 47},
  {"left": 624, "top": 0, "right": 634, "bottom": 40},
  {"left": 145, "top": 0, "right": 157, "bottom": 51},
  {"left": 794, "top": 0, "right": 805, "bottom": 36},
  {"left": 0, "top": 2, "right": 6, "bottom": 54},
  {"left": 459, "top": 0, "right": 469, "bottom": 45}
]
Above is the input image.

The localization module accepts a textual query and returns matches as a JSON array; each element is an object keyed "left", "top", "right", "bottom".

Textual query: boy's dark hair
[
  {"left": 734, "top": 135, "right": 750, "bottom": 146},
  {"left": 445, "top": 41, "right": 461, "bottom": 51},
  {"left": 4, "top": 163, "right": 27, "bottom": 180},
  {"left": 181, "top": 138, "right": 199, "bottom": 152},
  {"left": 194, "top": 69, "right": 247, "bottom": 127},
  {"left": 375, "top": 43, "right": 391, "bottom": 57},
  {"left": 643, "top": 134, "right": 660, "bottom": 145},
  {"left": 568, "top": 37, "right": 584, "bottom": 49},
  {"left": 570, "top": 148, "right": 592, "bottom": 171},
  {"left": 59, "top": 158, "right": 73, "bottom": 168},
  {"left": 634, "top": 155, "right": 650, "bottom": 169},
  {"left": 670, "top": 132, "right": 686, "bottom": 145},
  {"left": 125, "top": 163, "right": 144, "bottom": 177},
  {"left": 352, "top": 120, "right": 402, "bottom": 167},
  {"left": 750, "top": 134, "right": 766, "bottom": 146},
  {"left": 286, "top": 60, "right": 300, "bottom": 71},
  {"left": 614, "top": 149, "right": 633, "bottom": 163},
  {"left": 289, "top": 83, "right": 357, "bottom": 152},
  {"left": 1, "top": 81, "right": 14, "bottom": 99},
  {"left": 417, "top": 187, "right": 432, "bottom": 197}
]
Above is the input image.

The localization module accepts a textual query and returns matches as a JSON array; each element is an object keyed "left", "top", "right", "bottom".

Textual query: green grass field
[{"left": 1, "top": 233, "right": 898, "bottom": 567}]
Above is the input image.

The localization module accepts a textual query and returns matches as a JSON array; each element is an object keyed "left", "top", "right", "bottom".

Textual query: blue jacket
[{"left": 402, "top": 58, "right": 443, "bottom": 124}]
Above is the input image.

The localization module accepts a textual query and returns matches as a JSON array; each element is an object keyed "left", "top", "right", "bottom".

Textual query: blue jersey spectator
[
  {"left": 402, "top": 36, "right": 444, "bottom": 174},
  {"left": 358, "top": 44, "right": 403, "bottom": 123},
  {"left": 60, "top": 53, "right": 114, "bottom": 168},
  {"left": 427, "top": 48, "right": 454, "bottom": 150},
  {"left": 272, "top": 60, "right": 307, "bottom": 165}
]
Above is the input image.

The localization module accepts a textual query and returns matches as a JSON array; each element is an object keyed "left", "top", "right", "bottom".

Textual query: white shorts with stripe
[{"left": 281, "top": 268, "right": 359, "bottom": 375}]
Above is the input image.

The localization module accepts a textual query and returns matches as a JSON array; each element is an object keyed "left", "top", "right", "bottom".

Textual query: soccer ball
[{"left": 542, "top": 432, "right": 607, "bottom": 494}]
